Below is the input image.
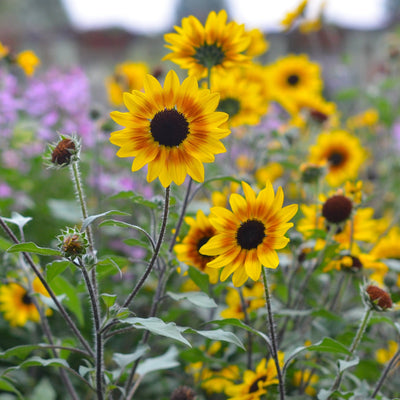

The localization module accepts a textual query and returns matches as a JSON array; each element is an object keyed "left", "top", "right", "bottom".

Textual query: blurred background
[{"left": 1, "top": 0, "right": 400, "bottom": 101}]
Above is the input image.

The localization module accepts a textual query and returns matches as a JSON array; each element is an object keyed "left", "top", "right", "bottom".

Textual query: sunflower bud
[
  {"left": 45, "top": 135, "right": 80, "bottom": 168},
  {"left": 364, "top": 285, "right": 392, "bottom": 311},
  {"left": 57, "top": 227, "right": 88, "bottom": 259},
  {"left": 300, "top": 163, "right": 325, "bottom": 183},
  {"left": 170, "top": 386, "right": 196, "bottom": 400},
  {"left": 322, "top": 195, "right": 353, "bottom": 224}
]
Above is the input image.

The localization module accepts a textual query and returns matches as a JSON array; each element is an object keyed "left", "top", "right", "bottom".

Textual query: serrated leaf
[
  {"left": 112, "top": 345, "right": 150, "bottom": 370},
  {"left": 81, "top": 210, "right": 129, "bottom": 232},
  {"left": 167, "top": 291, "right": 217, "bottom": 308},
  {"left": 136, "top": 347, "right": 179, "bottom": 376},
  {"left": 2, "top": 212, "right": 32, "bottom": 230},
  {"left": 122, "top": 317, "right": 191, "bottom": 347},
  {"left": 45, "top": 260, "right": 71, "bottom": 282},
  {"left": 184, "top": 328, "right": 245, "bottom": 350},
  {"left": 7, "top": 242, "right": 60, "bottom": 256}
]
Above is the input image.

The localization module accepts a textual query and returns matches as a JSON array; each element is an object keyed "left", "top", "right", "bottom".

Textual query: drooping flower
[
  {"left": 225, "top": 353, "right": 285, "bottom": 400},
  {"left": 163, "top": 10, "right": 251, "bottom": 79},
  {"left": 174, "top": 210, "right": 219, "bottom": 284},
  {"left": 308, "top": 130, "right": 367, "bottom": 187},
  {"left": 200, "top": 181, "right": 298, "bottom": 287},
  {"left": 280, "top": 0, "right": 308, "bottom": 31},
  {"left": 110, "top": 70, "right": 230, "bottom": 187}
]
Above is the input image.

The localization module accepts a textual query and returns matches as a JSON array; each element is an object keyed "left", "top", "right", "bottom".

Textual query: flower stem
[
  {"left": 262, "top": 266, "right": 285, "bottom": 400},
  {"left": 122, "top": 185, "right": 170, "bottom": 309},
  {"left": 371, "top": 348, "right": 400, "bottom": 398},
  {"left": 239, "top": 287, "right": 253, "bottom": 370},
  {"left": 0, "top": 217, "right": 94, "bottom": 357},
  {"left": 168, "top": 178, "right": 193, "bottom": 252},
  {"left": 79, "top": 261, "right": 104, "bottom": 400},
  {"left": 329, "top": 307, "right": 372, "bottom": 394}
]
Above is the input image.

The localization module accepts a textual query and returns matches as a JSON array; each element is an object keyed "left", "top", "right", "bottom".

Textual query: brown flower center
[
  {"left": 328, "top": 151, "right": 345, "bottom": 167},
  {"left": 218, "top": 97, "right": 241, "bottom": 118},
  {"left": 22, "top": 292, "right": 33, "bottom": 305},
  {"left": 322, "top": 195, "right": 353, "bottom": 224},
  {"left": 249, "top": 375, "right": 267, "bottom": 393},
  {"left": 237, "top": 219, "right": 266, "bottom": 250},
  {"left": 150, "top": 108, "right": 189, "bottom": 147},
  {"left": 287, "top": 74, "right": 300, "bottom": 86}
]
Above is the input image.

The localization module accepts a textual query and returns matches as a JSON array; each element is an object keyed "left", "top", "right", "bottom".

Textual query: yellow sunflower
[
  {"left": 110, "top": 70, "right": 230, "bottom": 187},
  {"left": 308, "top": 130, "right": 367, "bottom": 187},
  {"left": 16, "top": 50, "right": 40, "bottom": 76},
  {"left": 293, "top": 369, "right": 319, "bottom": 396},
  {"left": 225, "top": 353, "right": 285, "bottom": 400},
  {"left": 174, "top": 210, "right": 219, "bottom": 284},
  {"left": 244, "top": 28, "right": 269, "bottom": 58},
  {"left": 376, "top": 340, "right": 399, "bottom": 364},
  {"left": 267, "top": 54, "right": 322, "bottom": 101},
  {"left": 163, "top": 10, "right": 251, "bottom": 79},
  {"left": 0, "top": 278, "right": 48, "bottom": 327},
  {"left": 371, "top": 227, "right": 400, "bottom": 260},
  {"left": 211, "top": 67, "right": 268, "bottom": 127},
  {"left": 220, "top": 282, "right": 266, "bottom": 319},
  {"left": 0, "top": 41, "right": 9, "bottom": 59},
  {"left": 280, "top": 0, "right": 308, "bottom": 31},
  {"left": 200, "top": 181, "right": 298, "bottom": 287},
  {"left": 106, "top": 61, "right": 149, "bottom": 106}
]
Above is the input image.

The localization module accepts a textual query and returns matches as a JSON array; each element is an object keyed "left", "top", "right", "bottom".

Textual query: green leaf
[
  {"left": 5, "top": 356, "right": 69, "bottom": 372},
  {"left": 7, "top": 242, "right": 60, "bottom": 256},
  {"left": 184, "top": 328, "right": 245, "bottom": 350},
  {"left": 123, "top": 238, "right": 150, "bottom": 249},
  {"left": 112, "top": 345, "right": 150, "bottom": 370},
  {"left": 0, "top": 236, "right": 13, "bottom": 251},
  {"left": 0, "top": 344, "right": 46, "bottom": 360},
  {"left": 81, "top": 210, "right": 129, "bottom": 232},
  {"left": 122, "top": 317, "right": 191, "bottom": 347},
  {"left": 167, "top": 291, "right": 217, "bottom": 308},
  {"left": 209, "top": 318, "right": 272, "bottom": 351},
  {"left": 99, "top": 219, "right": 155, "bottom": 250},
  {"left": 0, "top": 378, "right": 23, "bottom": 399},
  {"left": 100, "top": 293, "right": 117, "bottom": 308},
  {"left": 187, "top": 265, "right": 210, "bottom": 293},
  {"left": 31, "top": 378, "right": 56, "bottom": 400},
  {"left": 50, "top": 276, "right": 84, "bottom": 326},
  {"left": 307, "top": 337, "right": 351, "bottom": 356},
  {"left": 45, "top": 260, "right": 71, "bottom": 282},
  {"left": 96, "top": 257, "right": 123, "bottom": 279},
  {"left": 136, "top": 346, "right": 179, "bottom": 376},
  {"left": 110, "top": 192, "right": 160, "bottom": 209},
  {"left": 2, "top": 212, "right": 32, "bottom": 230},
  {"left": 338, "top": 357, "right": 359, "bottom": 373}
]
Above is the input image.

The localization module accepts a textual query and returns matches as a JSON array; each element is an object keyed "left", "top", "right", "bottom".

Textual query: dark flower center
[
  {"left": 287, "top": 74, "right": 300, "bottom": 86},
  {"left": 328, "top": 151, "right": 345, "bottom": 167},
  {"left": 197, "top": 236, "right": 212, "bottom": 252},
  {"left": 218, "top": 97, "right": 241, "bottom": 118},
  {"left": 150, "top": 109, "right": 190, "bottom": 147},
  {"left": 236, "top": 219, "right": 266, "bottom": 250},
  {"left": 249, "top": 375, "right": 267, "bottom": 393},
  {"left": 194, "top": 43, "right": 225, "bottom": 68},
  {"left": 322, "top": 195, "right": 353, "bottom": 224},
  {"left": 342, "top": 255, "right": 363, "bottom": 272},
  {"left": 22, "top": 292, "right": 33, "bottom": 305}
]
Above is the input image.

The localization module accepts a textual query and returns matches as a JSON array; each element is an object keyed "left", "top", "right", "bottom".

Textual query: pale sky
[{"left": 61, "top": 0, "right": 388, "bottom": 34}]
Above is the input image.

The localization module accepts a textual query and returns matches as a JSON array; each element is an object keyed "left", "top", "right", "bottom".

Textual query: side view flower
[
  {"left": 110, "top": 70, "right": 230, "bottom": 187},
  {"left": 200, "top": 180, "right": 298, "bottom": 287}
]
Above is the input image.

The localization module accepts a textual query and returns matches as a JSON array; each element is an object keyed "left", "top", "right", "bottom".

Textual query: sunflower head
[
  {"left": 110, "top": 70, "right": 230, "bottom": 187},
  {"left": 57, "top": 227, "right": 88, "bottom": 260},
  {"left": 322, "top": 194, "right": 353, "bottom": 224},
  {"left": 45, "top": 134, "right": 80, "bottom": 169},
  {"left": 364, "top": 284, "right": 392, "bottom": 311},
  {"left": 163, "top": 10, "right": 251, "bottom": 78},
  {"left": 200, "top": 181, "right": 298, "bottom": 287}
]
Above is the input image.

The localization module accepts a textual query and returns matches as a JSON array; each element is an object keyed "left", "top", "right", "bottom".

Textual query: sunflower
[
  {"left": 163, "top": 10, "right": 251, "bottom": 79},
  {"left": 267, "top": 54, "right": 322, "bottom": 102},
  {"left": 106, "top": 61, "right": 149, "bottom": 106},
  {"left": 200, "top": 181, "right": 298, "bottom": 287},
  {"left": 376, "top": 340, "right": 399, "bottom": 364},
  {"left": 220, "top": 282, "right": 266, "bottom": 319},
  {"left": 292, "top": 369, "right": 319, "bottom": 396},
  {"left": 174, "top": 210, "right": 219, "bottom": 284},
  {"left": 280, "top": 0, "right": 308, "bottom": 31},
  {"left": 244, "top": 28, "right": 269, "bottom": 58},
  {"left": 371, "top": 227, "right": 400, "bottom": 260},
  {"left": 225, "top": 353, "right": 284, "bottom": 400},
  {"left": 110, "top": 70, "right": 230, "bottom": 187},
  {"left": 308, "top": 130, "right": 367, "bottom": 187},
  {"left": 16, "top": 50, "right": 40, "bottom": 76},
  {"left": 212, "top": 67, "right": 268, "bottom": 127},
  {"left": 0, "top": 282, "right": 40, "bottom": 327}
]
